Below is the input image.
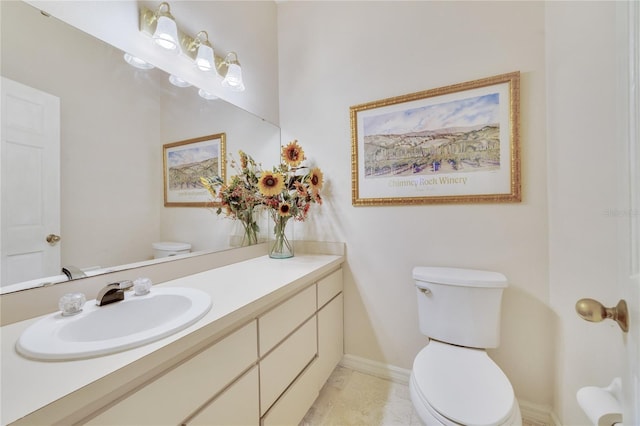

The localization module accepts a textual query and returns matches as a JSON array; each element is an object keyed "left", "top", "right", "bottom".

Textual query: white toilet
[
  {"left": 410, "top": 266, "right": 522, "bottom": 426},
  {"left": 152, "top": 242, "right": 191, "bottom": 259}
]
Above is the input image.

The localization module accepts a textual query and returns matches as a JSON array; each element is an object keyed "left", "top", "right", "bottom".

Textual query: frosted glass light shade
[
  {"left": 153, "top": 15, "right": 180, "bottom": 52},
  {"left": 123, "top": 53, "right": 154, "bottom": 70},
  {"left": 198, "top": 89, "right": 218, "bottom": 100},
  {"left": 195, "top": 44, "right": 214, "bottom": 71},
  {"left": 222, "top": 63, "right": 245, "bottom": 91},
  {"left": 169, "top": 75, "right": 191, "bottom": 88}
]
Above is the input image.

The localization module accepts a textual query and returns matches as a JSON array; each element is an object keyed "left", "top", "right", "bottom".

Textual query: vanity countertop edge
[{"left": 0, "top": 253, "right": 344, "bottom": 426}]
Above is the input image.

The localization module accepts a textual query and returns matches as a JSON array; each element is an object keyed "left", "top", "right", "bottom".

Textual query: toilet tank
[{"left": 413, "top": 266, "right": 507, "bottom": 349}]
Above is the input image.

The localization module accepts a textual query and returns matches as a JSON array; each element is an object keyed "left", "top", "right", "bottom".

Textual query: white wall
[
  {"left": 277, "top": 0, "right": 553, "bottom": 411},
  {"left": 546, "top": 2, "right": 623, "bottom": 424}
]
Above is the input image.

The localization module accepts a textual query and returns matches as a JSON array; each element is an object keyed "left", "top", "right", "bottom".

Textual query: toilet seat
[{"left": 412, "top": 340, "right": 516, "bottom": 425}]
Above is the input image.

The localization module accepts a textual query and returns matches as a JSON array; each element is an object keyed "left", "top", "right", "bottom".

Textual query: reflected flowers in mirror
[{"left": 201, "top": 151, "right": 262, "bottom": 246}]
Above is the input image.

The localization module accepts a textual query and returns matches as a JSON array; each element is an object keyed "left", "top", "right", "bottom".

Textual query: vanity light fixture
[
  {"left": 123, "top": 53, "right": 155, "bottom": 70},
  {"left": 219, "top": 52, "right": 245, "bottom": 92},
  {"left": 191, "top": 31, "right": 215, "bottom": 72},
  {"left": 169, "top": 75, "right": 191, "bottom": 88},
  {"left": 139, "top": 3, "right": 246, "bottom": 92},
  {"left": 198, "top": 88, "right": 219, "bottom": 100},
  {"left": 151, "top": 2, "right": 180, "bottom": 52}
]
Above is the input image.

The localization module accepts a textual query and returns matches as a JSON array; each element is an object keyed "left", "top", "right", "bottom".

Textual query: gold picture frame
[
  {"left": 350, "top": 71, "right": 521, "bottom": 206},
  {"left": 163, "top": 133, "right": 226, "bottom": 207}
]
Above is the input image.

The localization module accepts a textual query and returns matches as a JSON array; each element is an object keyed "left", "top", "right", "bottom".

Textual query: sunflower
[
  {"left": 308, "top": 168, "right": 324, "bottom": 191},
  {"left": 282, "top": 140, "right": 305, "bottom": 167},
  {"left": 277, "top": 202, "right": 292, "bottom": 217},
  {"left": 258, "top": 171, "right": 285, "bottom": 196}
]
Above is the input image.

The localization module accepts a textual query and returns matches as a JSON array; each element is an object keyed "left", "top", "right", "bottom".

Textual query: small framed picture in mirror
[{"left": 163, "top": 133, "right": 226, "bottom": 207}]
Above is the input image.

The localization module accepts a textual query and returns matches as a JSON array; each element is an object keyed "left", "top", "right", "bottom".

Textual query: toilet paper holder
[{"left": 575, "top": 298, "right": 629, "bottom": 332}]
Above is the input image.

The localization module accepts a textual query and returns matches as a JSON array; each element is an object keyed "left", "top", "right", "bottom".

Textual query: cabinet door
[
  {"left": 186, "top": 366, "right": 259, "bottom": 426},
  {"left": 86, "top": 321, "right": 257, "bottom": 425},
  {"left": 317, "top": 293, "right": 344, "bottom": 383}
]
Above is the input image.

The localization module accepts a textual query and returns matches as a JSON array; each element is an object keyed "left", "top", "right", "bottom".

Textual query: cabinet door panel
[
  {"left": 317, "top": 293, "right": 344, "bottom": 382},
  {"left": 187, "top": 366, "right": 259, "bottom": 426}
]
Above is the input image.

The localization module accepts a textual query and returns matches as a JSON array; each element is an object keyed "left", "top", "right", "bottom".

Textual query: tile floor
[
  {"left": 301, "top": 366, "right": 546, "bottom": 426},
  {"left": 301, "top": 366, "right": 421, "bottom": 425}
]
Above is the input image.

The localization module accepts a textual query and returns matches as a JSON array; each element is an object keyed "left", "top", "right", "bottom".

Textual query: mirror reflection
[{"left": 0, "top": 1, "right": 280, "bottom": 294}]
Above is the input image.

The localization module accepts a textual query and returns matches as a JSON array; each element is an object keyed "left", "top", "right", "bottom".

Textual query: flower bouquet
[
  {"left": 257, "top": 140, "right": 323, "bottom": 258},
  {"left": 200, "top": 151, "right": 262, "bottom": 246}
]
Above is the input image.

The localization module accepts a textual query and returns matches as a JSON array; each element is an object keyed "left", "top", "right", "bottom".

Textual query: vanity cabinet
[
  {"left": 86, "top": 321, "right": 259, "bottom": 425},
  {"left": 261, "top": 269, "right": 344, "bottom": 426},
  {"left": 78, "top": 267, "right": 343, "bottom": 426}
]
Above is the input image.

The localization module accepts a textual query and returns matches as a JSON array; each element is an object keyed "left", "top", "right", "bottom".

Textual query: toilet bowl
[
  {"left": 409, "top": 340, "right": 522, "bottom": 425},
  {"left": 410, "top": 267, "right": 522, "bottom": 426},
  {"left": 152, "top": 242, "right": 191, "bottom": 259}
]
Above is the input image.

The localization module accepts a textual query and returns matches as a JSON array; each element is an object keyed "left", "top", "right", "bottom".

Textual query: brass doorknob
[
  {"left": 46, "top": 234, "right": 61, "bottom": 245},
  {"left": 575, "top": 298, "right": 629, "bottom": 332}
]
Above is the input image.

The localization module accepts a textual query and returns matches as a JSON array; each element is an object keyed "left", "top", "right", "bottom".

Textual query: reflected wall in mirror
[{"left": 0, "top": 1, "right": 280, "bottom": 294}]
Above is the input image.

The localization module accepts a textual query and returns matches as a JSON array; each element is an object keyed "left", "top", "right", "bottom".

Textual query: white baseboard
[
  {"left": 340, "top": 353, "right": 412, "bottom": 385},
  {"left": 339, "top": 354, "right": 559, "bottom": 426}
]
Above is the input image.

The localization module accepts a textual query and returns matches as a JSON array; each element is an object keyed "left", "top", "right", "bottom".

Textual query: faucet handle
[
  {"left": 59, "top": 292, "right": 86, "bottom": 316},
  {"left": 133, "top": 277, "right": 152, "bottom": 296}
]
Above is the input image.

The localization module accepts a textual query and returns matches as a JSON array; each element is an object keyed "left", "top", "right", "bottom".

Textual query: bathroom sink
[{"left": 16, "top": 287, "right": 212, "bottom": 361}]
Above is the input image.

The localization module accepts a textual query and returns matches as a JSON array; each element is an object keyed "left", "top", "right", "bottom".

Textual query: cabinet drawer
[
  {"left": 87, "top": 321, "right": 257, "bottom": 425},
  {"left": 317, "top": 269, "right": 343, "bottom": 308},
  {"left": 261, "top": 358, "right": 319, "bottom": 426},
  {"left": 260, "top": 317, "right": 317, "bottom": 415},
  {"left": 186, "top": 366, "right": 259, "bottom": 426},
  {"left": 259, "top": 284, "right": 315, "bottom": 355}
]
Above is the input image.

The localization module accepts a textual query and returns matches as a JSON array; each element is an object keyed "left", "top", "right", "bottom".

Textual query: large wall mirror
[{"left": 0, "top": 1, "right": 280, "bottom": 294}]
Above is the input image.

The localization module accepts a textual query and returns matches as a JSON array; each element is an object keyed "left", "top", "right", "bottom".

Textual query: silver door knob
[
  {"left": 575, "top": 298, "right": 629, "bottom": 332},
  {"left": 46, "top": 234, "right": 61, "bottom": 245}
]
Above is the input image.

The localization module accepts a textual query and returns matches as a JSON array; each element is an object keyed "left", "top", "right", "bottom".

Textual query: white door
[
  {"left": 1, "top": 77, "right": 61, "bottom": 287},
  {"left": 618, "top": 2, "right": 640, "bottom": 424}
]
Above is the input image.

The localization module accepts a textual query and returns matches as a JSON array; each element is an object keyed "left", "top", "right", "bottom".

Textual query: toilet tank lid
[
  {"left": 152, "top": 242, "right": 191, "bottom": 251},
  {"left": 412, "top": 267, "right": 507, "bottom": 288}
]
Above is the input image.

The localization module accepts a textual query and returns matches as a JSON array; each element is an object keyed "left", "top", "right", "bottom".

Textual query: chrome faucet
[
  {"left": 96, "top": 281, "right": 133, "bottom": 306},
  {"left": 62, "top": 265, "right": 87, "bottom": 280}
]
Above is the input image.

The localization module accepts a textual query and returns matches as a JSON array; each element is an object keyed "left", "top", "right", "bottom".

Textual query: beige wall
[{"left": 277, "top": 0, "right": 552, "bottom": 410}]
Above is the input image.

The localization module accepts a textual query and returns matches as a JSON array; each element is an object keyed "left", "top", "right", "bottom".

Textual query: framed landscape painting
[
  {"left": 163, "top": 133, "right": 226, "bottom": 207},
  {"left": 350, "top": 71, "right": 521, "bottom": 206}
]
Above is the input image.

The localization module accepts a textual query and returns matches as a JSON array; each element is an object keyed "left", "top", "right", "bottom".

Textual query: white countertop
[{"left": 0, "top": 254, "right": 343, "bottom": 425}]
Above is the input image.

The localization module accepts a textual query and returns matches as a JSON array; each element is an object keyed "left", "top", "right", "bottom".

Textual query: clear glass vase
[
  {"left": 231, "top": 208, "right": 260, "bottom": 247},
  {"left": 268, "top": 212, "right": 294, "bottom": 259}
]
